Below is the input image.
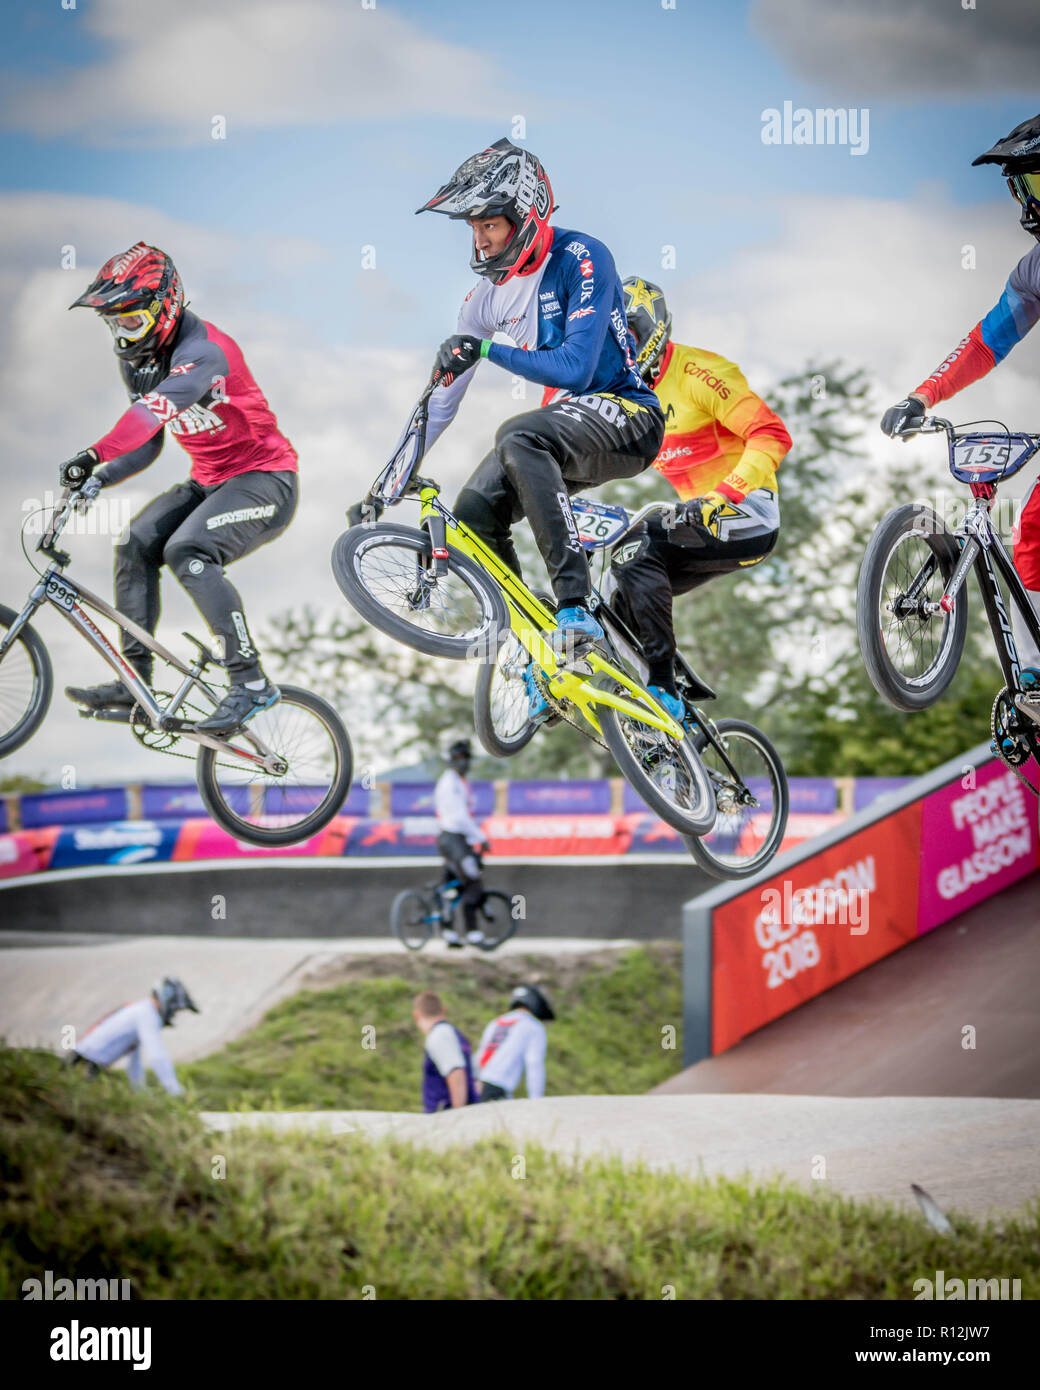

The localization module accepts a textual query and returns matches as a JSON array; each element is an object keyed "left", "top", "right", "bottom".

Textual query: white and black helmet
[
  {"left": 153, "top": 977, "right": 199, "bottom": 1027},
  {"left": 417, "top": 138, "right": 556, "bottom": 285},
  {"left": 510, "top": 984, "right": 555, "bottom": 1021}
]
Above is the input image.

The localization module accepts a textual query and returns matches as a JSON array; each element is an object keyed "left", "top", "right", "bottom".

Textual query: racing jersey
[
  {"left": 90, "top": 311, "right": 298, "bottom": 487},
  {"left": 914, "top": 242, "right": 1040, "bottom": 405},
  {"left": 434, "top": 768, "right": 484, "bottom": 843},
  {"left": 75, "top": 999, "right": 183, "bottom": 1096},
  {"left": 621, "top": 341, "right": 790, "bottom": 501},
  {"left": 476, "top": 1008, "right": 547, "bottom": 1098},
  {"left": 426, "top": 226, "right": 659, "bottom": 450}
]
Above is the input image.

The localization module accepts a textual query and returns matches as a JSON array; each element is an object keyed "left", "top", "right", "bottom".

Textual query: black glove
[
  {"left": 880, "top": 397, "right": 926, "bottom": 438},
  {"left": 433, "top": 335, "right": 486, "bottom": 387},
  {"left": 347, "top": 496, "right": 385, "bottom": 527},
  {"left": 58, "top": 448, "right": 98, "bottom": 488},
  {"left": 73, "top": 474, "right": 104, "bottom": 513}
]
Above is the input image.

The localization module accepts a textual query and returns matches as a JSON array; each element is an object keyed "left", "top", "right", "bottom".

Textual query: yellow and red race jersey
[{"left": 646, "top": 341, "right": 791, "bottom": 502}]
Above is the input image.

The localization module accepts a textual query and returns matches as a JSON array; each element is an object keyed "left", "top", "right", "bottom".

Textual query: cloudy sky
[{"left": 2, "top": 0, "right": 1039, "bottom": 783}]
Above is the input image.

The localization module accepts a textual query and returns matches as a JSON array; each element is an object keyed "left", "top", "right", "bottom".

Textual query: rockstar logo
[{"left": 625, "top": 279, "right": 661, "bottom": 316}]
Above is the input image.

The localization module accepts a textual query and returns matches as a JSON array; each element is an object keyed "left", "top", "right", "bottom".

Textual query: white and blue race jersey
[{"left": 426, "top": 226, "right": 660, "bottom": 448}]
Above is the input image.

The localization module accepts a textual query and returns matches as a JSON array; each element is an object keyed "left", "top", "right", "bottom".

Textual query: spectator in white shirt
[
  {"left": 476, "top": 984, "right": 555, "bottom": 1101},
  {"left": 434, "top": 738, "right": 489, "bottom": 948},
  {"left": 68, "top": 976, "right": 199, "bottom": 1097}
]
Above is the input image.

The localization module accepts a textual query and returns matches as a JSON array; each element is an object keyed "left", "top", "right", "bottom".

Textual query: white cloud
[
  {"left": 0, "top": 0, "right": 511, "bottom": 145},
  {"left": 750, "top": 0, "right": 1040, "bottom": 98}
]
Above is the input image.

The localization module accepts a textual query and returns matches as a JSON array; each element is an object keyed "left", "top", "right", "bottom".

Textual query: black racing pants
[
  {"left": 114, "top": 470, "right": 298, "bottom": 683},
  {"left": 610, "top": 506, "right": 778, "bottom": 693},
  {"left": 453, "top": 395, "right": 664, "bottom": 608},
  {"left": 437, "top": 831, "right": 484, "bottom": 935}
]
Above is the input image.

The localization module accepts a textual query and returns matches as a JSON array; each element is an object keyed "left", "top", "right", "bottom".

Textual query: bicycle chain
[
  {"left": 989, "top": 686, "right": 1040, "bottom": 797},
  {"left": 129, "top": 690, "right": 264, "bottom": 773}
]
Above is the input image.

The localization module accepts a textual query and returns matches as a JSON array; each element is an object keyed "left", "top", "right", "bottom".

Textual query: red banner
[{"left": 711, "top": 803, "right": 922, "bottom": 1053}]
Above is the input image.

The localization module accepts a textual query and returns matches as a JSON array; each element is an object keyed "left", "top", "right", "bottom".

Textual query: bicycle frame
[
  {"left": 2, "top": 495, "right": 284, "bottom": 770},
  {"left": 412, "top": 479, "right": 685, "bottom": 743},
  {"left": 943, "top": 496, "right": 1040, "bottom": 693}
]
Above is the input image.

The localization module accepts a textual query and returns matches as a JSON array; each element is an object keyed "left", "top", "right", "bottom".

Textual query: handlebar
[{"left": 892, "top": 414, "right": 953, "bottom": 440}]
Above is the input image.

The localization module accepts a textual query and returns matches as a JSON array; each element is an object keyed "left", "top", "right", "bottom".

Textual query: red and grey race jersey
[
  {"left": 914, "top": 242, "right": 1040, "bottom": 406},
  {"left": 91, "top": 312, "right": 298, "bottom": 487}
]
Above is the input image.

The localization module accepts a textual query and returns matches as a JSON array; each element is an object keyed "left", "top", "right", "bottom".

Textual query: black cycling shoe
[
  {"left": 195, "top": 679, "right": 280, "bottom": 735},
  {"left": 64, "top": 680, "right": 138, "bottom": 711}
]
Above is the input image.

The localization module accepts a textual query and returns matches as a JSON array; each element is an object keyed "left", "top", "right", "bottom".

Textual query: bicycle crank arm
[{"left": 1013, "top": 693, "right": 1040, "bottom": 728}]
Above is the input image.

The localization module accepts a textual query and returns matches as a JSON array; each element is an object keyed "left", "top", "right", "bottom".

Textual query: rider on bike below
[
  {"left": 61, "top": 242, "right": 298, "bottom": 734},
  {"left": 434, "top": 738, "right": 489, "bottom": 948},
  {"left": 414, "top": 138, "right": 665, "bottom": 677},
  {"left": 543, "top": 279, "right": 791, "bottom": 723},
  {"left": 881, "top": 114, "right": 1040, "bottom": 696}
]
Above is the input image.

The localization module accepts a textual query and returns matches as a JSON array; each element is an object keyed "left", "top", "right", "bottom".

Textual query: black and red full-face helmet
[
  {"left": 417, "top": 138, "right": 555, "bottom": 285},
  {"left": 70, "top": 242, "right": 185, "bottom": 362},
  {"left": 972, "top": 113, "right": 1040, "bottom": 243},
  {"left": 622, "top": 277, "right": 673, "bottom": 384}
]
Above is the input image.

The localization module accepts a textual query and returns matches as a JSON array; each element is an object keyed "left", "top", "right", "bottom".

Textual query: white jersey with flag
[
  {"left": 75, "top": 999, "right": 183, "bottom": 1096},
  {"left": 476, "top": 1008, "right": 547, "bottom": 1098}
]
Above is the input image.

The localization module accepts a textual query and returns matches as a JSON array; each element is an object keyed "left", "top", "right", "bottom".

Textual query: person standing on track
[
  {"left": 67, "top": 976, "right": 199, "bottom": 1096},
  {"left": 880, "top": 114, "right": 1040, "bottom": 696},
  {"left": 475, "top": 984, "right": 554, "bottom": 1101},
  {"left": 434, "top": 738, "right": 488, "bottom": 949},
  {"left": 413, "top": 137, "right": 665, "bottom": 666},
  {"left": 412, "top": 990, "right": 479, "bottom": 1112},
  {"left": 61, "top": 242, "right": 299, "bottom": 735}
]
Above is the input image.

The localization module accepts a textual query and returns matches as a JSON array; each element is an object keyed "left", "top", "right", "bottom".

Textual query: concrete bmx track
[{"left": 1, "top": 855, "right": 1037, "bottom": 1224}]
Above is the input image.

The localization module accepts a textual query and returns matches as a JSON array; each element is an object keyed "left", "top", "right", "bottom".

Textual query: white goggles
[{"left": 101, "top": 308, "right": 156, "bottom": 343}]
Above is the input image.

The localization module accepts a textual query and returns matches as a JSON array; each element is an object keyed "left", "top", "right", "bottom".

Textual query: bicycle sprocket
[
  {"left": 131, "top": 694, "right": 181, "bottom": 753},
  {"left": 990, "top": 686, "right": 1039, "bottom": 794}
]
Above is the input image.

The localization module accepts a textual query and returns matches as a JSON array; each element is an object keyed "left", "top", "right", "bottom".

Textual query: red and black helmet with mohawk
[{"left": 70, "top": 242, "right": 185, "bottom": 362}]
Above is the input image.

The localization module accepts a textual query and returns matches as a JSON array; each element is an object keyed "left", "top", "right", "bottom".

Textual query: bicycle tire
[
  {"left": 474, "top": 630, "right": 538, "bottom": 758},
  {"left": 685, "top": 719, "right": 790, "bottom": 880},
  {"left": 331, "top": 522, "right": 509, "bottom": 661},
  {"left": 0, "top": 603, "right": 53, "bottom": 758},
  {"left": 857, "top": 504, "right": 967, "bottom": 712},
  {"left": 391, "top": 889, "right": 435, "bottom": 950},
  {"left": 195, "top": 684, "right": 353, "bottom": 847},
  {"left": 600, "top": 699, "right": 715, "bottom": 836},
  {"left": 474, "top": 889, "right": 518, "bottom": 951}
]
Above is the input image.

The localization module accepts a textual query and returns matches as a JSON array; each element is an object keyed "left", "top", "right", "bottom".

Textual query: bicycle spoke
[
  {"left": 877, "top": 535, "right": 951, "bottom": 683},
  {"left": 355, "top": 539, "right": 486, "bottom": 640}
]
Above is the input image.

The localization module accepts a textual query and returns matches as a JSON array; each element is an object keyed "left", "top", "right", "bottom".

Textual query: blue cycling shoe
[
  {"left": 522, "top": 662, "right": 550, "bottom": 723},
  {"left": 648, "top": 685, "right": 686, "bottom": 723},
  {"left": 1020, "top": 667, "right": 1040, "bottom": 691},
  {"left": 550, "top": 606, "right": 603, "bottom": 661}
]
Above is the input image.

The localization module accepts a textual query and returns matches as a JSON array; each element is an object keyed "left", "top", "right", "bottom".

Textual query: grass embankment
[
  {"left": 183, "top": 945, "right": 684, "bottom": 1111},
  {"left": 4, "top": 1047, "right": 1038, "bottom": 1299}
]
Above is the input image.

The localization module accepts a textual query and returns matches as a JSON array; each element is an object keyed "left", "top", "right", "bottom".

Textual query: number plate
[
  {"left": 570, "top": 496, "right": 631, "bottom": 549},
  {"left": 950, "top": 434, "right": 1038, "bottom": 484},
  {"left": 45, "top": 576, "right": 77, "bottom": 612}
]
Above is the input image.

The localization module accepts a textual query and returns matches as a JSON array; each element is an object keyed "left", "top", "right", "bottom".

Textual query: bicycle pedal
[{"left": 85, "top": 707, "right": 132, "bottom": 724}]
